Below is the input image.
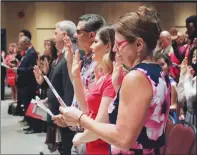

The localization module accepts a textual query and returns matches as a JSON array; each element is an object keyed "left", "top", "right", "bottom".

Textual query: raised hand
[
  {"left": 112, "top": 54, "right": 124, "bottom": 92},
  {"left": 180, "top": 57, "right": 188, "bottom": 76},
  {"left": 33, "top": 65, "right": 44, "bottom": 85},
  {"left": 186, "top": 65, "right": 194, "bottom": 76},
  {"left": 192, "top": 38, "right": 197, "bottom": 48},
  {"left": 63, "top": 35, "right": 74, "bottom": 66},
  {"left": 170, "top": 27, "right": 178, "bottom": 41},
  {"left": 72, "top": 50, "right": 82, "bottom": 78},
  {"left": 42, "top": 57, "right": 49, "bottom": 75},
  {"left": 1, "top": 51, "right": 5, "bottom": 62}
]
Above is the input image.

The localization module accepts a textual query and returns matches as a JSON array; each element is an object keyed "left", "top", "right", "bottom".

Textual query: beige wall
[
  {"left": 2, "top": 2, "right": 197, "bottom": 53},
  {"left": 2, "top": 2, "right": 37, "bottom": 48}
]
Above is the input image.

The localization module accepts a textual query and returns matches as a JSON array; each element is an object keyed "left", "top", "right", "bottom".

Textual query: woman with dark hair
[
  {"left": 154, "top": 52, "right": 178, "bottom": 123},
  {"left": 44, "top": 39, "right": 58, "bottom": 62},
  {"left": 54, "top": 25, "right": 116, "bottom": 154},
  {"left": 38, "top": 39, "right": 57, "bottom": 99},
  {"left": 54, "top": 6, "right": 171, "bottom": 155}
]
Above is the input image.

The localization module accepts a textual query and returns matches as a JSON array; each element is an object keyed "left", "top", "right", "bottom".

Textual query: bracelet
[{"left": 78, "top": 113, "right": 86, "bottom": 126}]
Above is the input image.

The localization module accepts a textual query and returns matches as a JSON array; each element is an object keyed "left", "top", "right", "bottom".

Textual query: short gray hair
[{"left": 56, "top": 20, "right": 76, "bottom": 38}]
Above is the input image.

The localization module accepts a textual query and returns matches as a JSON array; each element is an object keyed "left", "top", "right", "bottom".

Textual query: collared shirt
[
  {"left": 25, "top": 46, "right": 33, "bottom": 54},
  {"left": 162, "top": 45, "right": 174, "bottom": 55},
  {"left": 81, "top": 53, "right": 96, "bottom": 88},
  {"left": 55, "top": 47, "right": 66, "bottom": 65},
  {"left": 20, "top": 46, "right": 32, "bottom": 63}
]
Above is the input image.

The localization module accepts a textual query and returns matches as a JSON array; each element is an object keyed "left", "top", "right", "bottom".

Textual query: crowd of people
[{"left": 1, "top": 6, "right": 197, "bottom": 155}]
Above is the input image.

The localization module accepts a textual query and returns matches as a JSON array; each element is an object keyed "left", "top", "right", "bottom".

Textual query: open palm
[
  {"left": 63, "top": 35, "right": 74, "bottom": 65},
  {"left": 72, "top": 50, "right": 81, "bottom": 78}
]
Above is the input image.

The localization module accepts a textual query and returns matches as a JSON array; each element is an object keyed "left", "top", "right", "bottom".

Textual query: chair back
[
  {"left": 159, "top": 115, "right": 176, "bottom": 155},
  {"left": 191, "top": 142, "right": 196, "bottom": 155},
  {"left": 165, "top": 120, "right": 196, "bottom": 155}
]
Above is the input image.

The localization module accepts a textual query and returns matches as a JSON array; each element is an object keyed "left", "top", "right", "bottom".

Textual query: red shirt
[
  {"left": 5, "top": 54, "right": 16, "bottom": 77},
  {"left": 169, "top": 52, "right": 180, "bottom": 82},
  {"left": 86, "top": 74, "right": 116, "bottom": 154}
]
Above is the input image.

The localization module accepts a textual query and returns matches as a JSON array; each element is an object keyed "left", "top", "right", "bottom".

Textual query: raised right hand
[
  {"left": 1, "top": 51, "right": 5, "bottom": 62},
  {"left": 170, "top": 27, "right": 178, "bottom": 41},
  {"left": 72, "top": 50, "right": 82, "bottom": 78},
  {"left": 63, "top": 35, "right": 74, "bottom": 66},
  {"left": 33, "top": 65, "right": 44, "bottom": 85},
  {"left": 180, "top": 57, "right": 188, "bottom": 76},
  {"left": 42, "top": 57, "right": 49, "bottom": 75},
  {"left": 112, "top": 54, "right": 125, "bottom": 92}
]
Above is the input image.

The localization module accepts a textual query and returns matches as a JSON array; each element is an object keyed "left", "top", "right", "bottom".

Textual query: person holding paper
[
  {"left": 63, "top": 14, "right": 106, "bottom": 155},
  {"left": 56, "top": 6, "right": 171, "bottom": 155},
  {"left": 5, "top": 43, "right": 18, "bottom": 102},
  {"left": 11, "top": 36, "right": 39, "bottom": 134},
  {"left": 54, "top": 26, "right": 116, "bottom": 155},
  {"left": 34, "top": 20, "right": 77, "bottom": 155}
]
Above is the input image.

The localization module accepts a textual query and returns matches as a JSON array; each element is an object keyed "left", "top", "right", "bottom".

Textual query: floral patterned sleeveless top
[{"left": 108, "top": 63, "right": 171, "bottom": 155}]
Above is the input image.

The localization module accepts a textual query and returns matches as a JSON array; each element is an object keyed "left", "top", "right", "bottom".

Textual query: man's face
[
  {"left": 186, "top": 22, "right": 196, "bottom": 38},
  {"left": 159, "top": 36, "right": 171, "bottom": 49},
  {"left": 53, "top": 28, "right": 64, "bottom": 50},
  {"left": 19, "top": 32, "right": 25, "bottom": 40},
  {"left": 18, "top": 41, "right": 27, "bottom": 51},
  {"left": 74, "top": 21, "right": 94, "bottom": 52}
]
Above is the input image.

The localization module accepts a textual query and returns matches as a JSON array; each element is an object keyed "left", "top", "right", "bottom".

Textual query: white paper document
[
  {"left": 1, "top": 62, "right": 10, "bottom": 69},
  {"left": 43, "top": 75, "right": 67, "bottom": 107}
]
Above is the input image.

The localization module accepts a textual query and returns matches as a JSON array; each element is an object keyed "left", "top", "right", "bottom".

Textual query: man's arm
[{"left": 17, "top": 51, "right": 38, "bottom": 75}]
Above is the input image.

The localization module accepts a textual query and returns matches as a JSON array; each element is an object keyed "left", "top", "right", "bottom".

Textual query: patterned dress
[{"left": 108, "top": 63, "right": 171, "bottom": 155}]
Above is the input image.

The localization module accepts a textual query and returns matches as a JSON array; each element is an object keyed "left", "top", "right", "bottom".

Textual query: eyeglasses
[
  {"left": 76, "top": 29, "right": 90, "bottom": 35},
  {"left": 114, "top": 40, "right": 128, "bottom": 52},
  {"left": 115, "top": 40, "right": 128, "bottom": 47}
]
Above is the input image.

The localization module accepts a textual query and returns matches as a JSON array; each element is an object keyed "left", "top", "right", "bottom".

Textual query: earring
[{"left": 138, "top": 52, "right": 140, "bottom": 56}]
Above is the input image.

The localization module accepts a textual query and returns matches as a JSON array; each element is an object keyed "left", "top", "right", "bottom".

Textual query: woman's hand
[
  {"left": 52, "top": 114, "right": 68, "bottom": 128},
  {"left": 112, "top": 54, "right": 126, "bottom": 92},
  {"left": 170, "top": 27, "right": 178, "bottom": 41},
  {"left": 72, "top": 50, "right": 82, "bottom": 78},
  {"left": 180, "top": 57, "right": 188, "bottom": 76},
  {"left": 1, "top": 51, "right": 5, "bottom": 59},
  {"left": 33, "top": 65, "right": 44, "bottom": 85},
  {"left": 72, "top": 133, "right": 84, "bottom": 146},
  {"left": 59, "top": 106, "right": 83, "bottom": 126}
]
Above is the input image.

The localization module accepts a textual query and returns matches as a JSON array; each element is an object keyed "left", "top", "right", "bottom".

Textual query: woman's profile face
[
  {"left": 157, "top": 58, "right": 169, "bottom": 74},
  {"left": 90, "top": 34, "right": 108, "bottom": 63},
  {"left": 192, "top": 49, "right": 196, "bottom": 64},
  {"left": 113, "top": 32, "right": 139, "bottom": 68},
  {"left": 45, "top": 41, "right": 52, "bottom": 56}
]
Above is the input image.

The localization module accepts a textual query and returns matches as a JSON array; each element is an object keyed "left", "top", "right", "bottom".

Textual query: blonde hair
[
  {"left": 102, "top": 52, "right": 113, "bottom": 74},
  {"left": 96, "top": 25, "right": 115, "bottom": 75},
  {"left": 9, "top": 43, "right": 17, "bottom": 48}
]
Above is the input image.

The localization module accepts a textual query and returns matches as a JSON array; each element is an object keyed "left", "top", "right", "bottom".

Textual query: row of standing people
[{"left": 2, "top": 6, "right": 196, "bottom": 155}]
